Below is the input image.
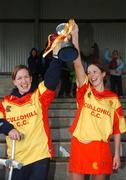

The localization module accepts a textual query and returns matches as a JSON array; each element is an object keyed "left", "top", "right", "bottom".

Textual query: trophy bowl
[
  {"left": 56, "top": 22, "right": 78, "bottom": 61},
  {"left": 58, "top": 41, "right": 78, "bottom": 62},
  {"left": 56, "top": 23, "right": 66, "bottom": 35}
]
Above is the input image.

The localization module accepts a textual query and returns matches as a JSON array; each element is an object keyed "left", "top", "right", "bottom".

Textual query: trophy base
[{"left": 58, "top": 47, "right": 78, "bottom": 62}]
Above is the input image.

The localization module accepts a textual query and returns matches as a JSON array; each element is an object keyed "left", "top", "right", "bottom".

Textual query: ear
[
  {"left": 102, "top": 72, "right": 106, "bottom": 78},
  {"left": 13, "top": 80, "right": 16, "bottom": 86},
  {"left": 30, "top": 76, "right": 32, "bottom": 82}
]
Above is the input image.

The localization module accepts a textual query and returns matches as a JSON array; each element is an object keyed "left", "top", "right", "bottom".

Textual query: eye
[
  {"left": 16, "top": 77, "right": 22, "bottom": 81},
  {"left": 24, "top": 75, "right": 30, "bottom": 79}
]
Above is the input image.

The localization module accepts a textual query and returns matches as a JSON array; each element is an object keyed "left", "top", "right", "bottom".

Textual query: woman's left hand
[
  {"left": 113, "top": 154, "right": 121, "bottom": 170},
  {"left": 8, "top": 129, "right": 24, "bottom": 141}
]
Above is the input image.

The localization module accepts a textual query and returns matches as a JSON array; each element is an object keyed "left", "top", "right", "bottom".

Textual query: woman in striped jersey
[
  {"left": 0, "top": 44, "right": 62, "bottom": 180},
  {"left": 69, "top": 20, "right": 126, "bottom": 180}
]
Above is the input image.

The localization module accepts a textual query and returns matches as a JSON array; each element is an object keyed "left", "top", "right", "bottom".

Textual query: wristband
[{"left": 53, "top": 54, "right": 58, "bottom": 59}]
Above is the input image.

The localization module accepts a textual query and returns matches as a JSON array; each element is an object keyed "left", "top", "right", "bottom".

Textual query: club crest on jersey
[
  {"left": 6, "top": 105, "right": 11, "bottom": 112},
  {"left": 88, "top": 92, "right": 91, "bottom": 98},
  {"left": 28, "top": 99, "right": 33, "bottom": 104},
  {"left": 109, "top": 100, "right": 113, "bottom": 107}
]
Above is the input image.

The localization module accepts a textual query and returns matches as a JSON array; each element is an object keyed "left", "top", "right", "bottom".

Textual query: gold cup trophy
[{"left": 43, "top": 19, "right": 78, "bottom": 61}]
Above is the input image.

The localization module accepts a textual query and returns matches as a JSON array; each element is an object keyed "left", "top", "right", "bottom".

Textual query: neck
[{"left": 96, "top": 84, "right": 104, "bottom": 92}]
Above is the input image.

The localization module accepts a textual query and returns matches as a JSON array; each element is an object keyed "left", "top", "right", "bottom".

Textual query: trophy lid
[{"left": 56, "top": 23, "right": 66, "bottom": 35}]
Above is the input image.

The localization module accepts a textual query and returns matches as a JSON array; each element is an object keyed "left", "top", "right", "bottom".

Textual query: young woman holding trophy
[
  {"left": 0, "top": 39, "right": 63, "bottom": 180},
  {"left": 0, "top": 19, "right": 79, "bottom": 180},
  {"left": 68, "top": 20, "right": 126, "bottom": 180}
]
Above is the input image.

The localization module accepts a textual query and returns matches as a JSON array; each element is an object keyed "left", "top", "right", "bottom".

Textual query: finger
[
  {"left": 10, "top": 134, "right": 17, "bottom": 140},
  {"left": 113, "top": 163, "right": 119, "bottom": 170},
  {"left": 112, "top": 162, "right": 116, "bottom": 169},
  {"left": 20, "top": 133, "right": 24, "bottom": 140}
]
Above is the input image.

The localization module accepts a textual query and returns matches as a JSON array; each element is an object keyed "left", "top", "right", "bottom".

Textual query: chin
[{"left": 22, "top": 88, "right": 30, "bottom": 94}]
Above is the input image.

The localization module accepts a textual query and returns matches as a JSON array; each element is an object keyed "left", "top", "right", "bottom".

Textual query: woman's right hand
[
  {"left": 71, "top": 20, "right": 79, "bottom": 47},
  {"left": 70, "top": 20, "right": 85, "bottom": 88},
  {"left": 8, "top": 129, "right": 24, "bottom": 141}
]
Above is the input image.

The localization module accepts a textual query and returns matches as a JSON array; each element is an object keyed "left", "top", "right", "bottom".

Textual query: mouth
[
  {"left": 90, "top": 78, "right": 97, "bottom": 84},
  {"left": 21, "top": 84, "right": 29, "bottom": 89}
]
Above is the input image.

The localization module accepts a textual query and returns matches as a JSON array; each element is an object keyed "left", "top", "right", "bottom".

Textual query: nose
[
  {"left": 88, "top": 72, "right": 94, "bottom": 78},
  {"left": 22, "top": 77, "right": 27, "bottom": 83}
]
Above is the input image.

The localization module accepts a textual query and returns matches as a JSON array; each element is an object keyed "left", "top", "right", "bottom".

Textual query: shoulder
[
  {"left": 1, "top": 95, "right": 11, "bottom": 101},
  {"left": 104, "top": 89, "right": 118, "bottom": 98}
]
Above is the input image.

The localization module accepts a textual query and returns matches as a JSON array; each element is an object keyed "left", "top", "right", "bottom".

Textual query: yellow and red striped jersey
[
  {"left": 0, "top": 81, "right": 55, "bottom": 165},
  {"left": 70, "top": 76, "right": 126, "bottom": 142}
]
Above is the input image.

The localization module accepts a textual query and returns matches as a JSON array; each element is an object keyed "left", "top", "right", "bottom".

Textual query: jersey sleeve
[
  {"left": 113, "top": 103, "right": 126, "bottom": 134},
  {"left": 44, "top": 57, "right": 62, "bottom": 90},
  {"left": 0, "top": 102, "right": 14, "bottom": 135},
  {"left": 0, "top": 119, "right": 14, "bottom": 135},
  {"left": 38, "top": 81, "right": 55, "bottom": 107},
  {"left": 0, "top": 101, "right": 6, "bottom": 119}
]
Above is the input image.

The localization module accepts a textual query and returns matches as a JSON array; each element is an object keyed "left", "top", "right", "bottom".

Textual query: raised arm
[
  {"left": 71, "top": 21, "right": 86, "bottom": 88},
  {"left": 44, "top": 42, "right": 62, "bottom": 91}
]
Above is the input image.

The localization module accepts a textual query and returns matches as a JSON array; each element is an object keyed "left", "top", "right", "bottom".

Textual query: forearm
[
  {"left": 0, "top": 119, "right": 14, "bottom": 135},
  {"left": 112, "top": 133, "right": 121, "bottom": 170},
  {"left": 71, "top": 22, "right": 85, "bottom": 88},
  {"left": 73, "top": 56, "right": 85, "bottom": 88},
  {"left": 44, "top": 57, "right": 62, "bottom": 90},
  {"left": 114, "top": 133, "right": 121, "bottom": 157}
]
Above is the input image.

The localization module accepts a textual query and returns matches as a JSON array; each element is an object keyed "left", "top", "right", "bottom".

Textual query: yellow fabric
[{"left": 73, "top": 78, "right": 126, "bottom": 142}]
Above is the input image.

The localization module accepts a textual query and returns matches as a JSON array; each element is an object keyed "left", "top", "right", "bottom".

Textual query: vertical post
[{"left": 8, "top": 140, "right": 15, "bottom": 180}]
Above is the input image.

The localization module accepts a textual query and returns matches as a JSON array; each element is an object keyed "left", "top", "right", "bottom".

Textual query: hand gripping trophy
[{"left": 43, "top": 19, "right": 78, "bottom": 61}]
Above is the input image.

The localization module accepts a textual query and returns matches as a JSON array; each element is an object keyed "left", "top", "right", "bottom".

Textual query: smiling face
[
  {"left": 13, "top": 68, "right": 32, "bottom": 95},
  {"left": 87, "top": 64, "right": 106, "bottom": 92}
]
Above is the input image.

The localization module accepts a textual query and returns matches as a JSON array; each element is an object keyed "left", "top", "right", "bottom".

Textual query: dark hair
[
  {"left": 29, "top": 48, "right": 38, "bottom": 56},
  {"left": 112, "top": 49, "right": 119, "bottom": 56},
  {"left": 86, "top": 58, "right": 107, "bottom": 71},
  {"left": 12, "top": 65, "right": 32, "bottom": 80}
]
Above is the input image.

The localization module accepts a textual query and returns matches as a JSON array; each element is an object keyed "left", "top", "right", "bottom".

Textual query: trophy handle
[
  {"left": 43, "top": 34, "right": 66, "bottom": 58},
  {"left": 43, "top": 34, "right": 54, "bottom": 58},
  {"left": 42, "top": 19, "right": 74, "bottom": 58}
]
